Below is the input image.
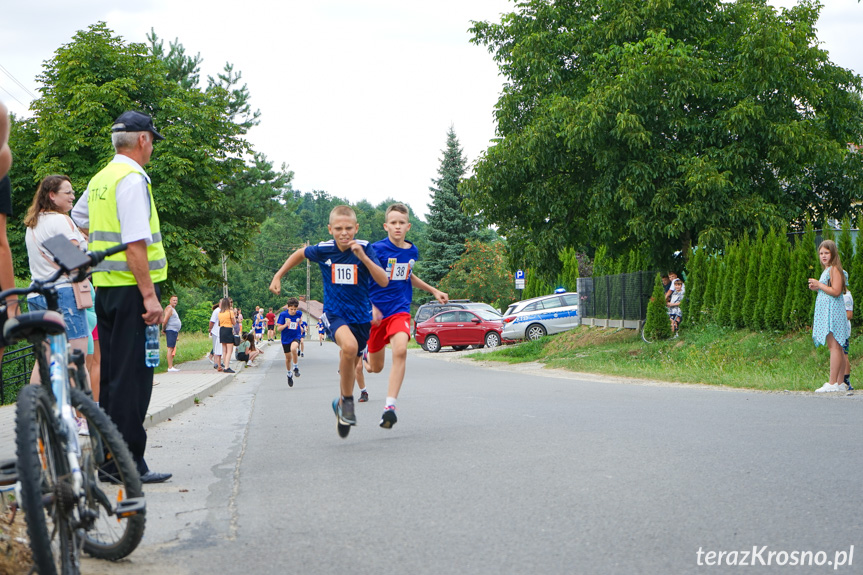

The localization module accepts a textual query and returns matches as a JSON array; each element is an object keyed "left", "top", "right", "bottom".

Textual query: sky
[{"left": 2, "top": 0, "right": 863, "bottom": 220}]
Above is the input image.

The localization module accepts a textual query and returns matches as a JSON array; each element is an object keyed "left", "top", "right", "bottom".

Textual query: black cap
[{"left": 111, "top": 111, "right": 164, "bottom": 141}]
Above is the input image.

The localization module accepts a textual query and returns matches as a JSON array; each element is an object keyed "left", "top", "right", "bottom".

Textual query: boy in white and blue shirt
[{"left": 276, "top": 297, "right": 303, "bottom": 387}]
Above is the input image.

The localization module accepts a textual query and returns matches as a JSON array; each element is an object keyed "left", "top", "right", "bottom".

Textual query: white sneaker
[
  {"left": 168, "top": 367, "right": 180, "bottom": 372},
  {"left": 836, "top": 382, "right": 849, "bottom": 391},
  {"left": 815, "top": 382, "right": 839, "bottom": 393}
]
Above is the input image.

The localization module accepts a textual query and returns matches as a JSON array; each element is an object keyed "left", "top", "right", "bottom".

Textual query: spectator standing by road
[
  {"left": 24, "top": 175, "right": 91, "bottom": 386},
  {"left": 0, "top": 101, "right": 18, "bottom": 362},
  {"left": 70, "top": 110, "right": 171, "bottom": 483},
  {"left": 667, "top": 278, "right": 684, "bottom": 334},
  {"left": 162, "top": 294, "right": 181, "bottom": 372},
  {"left": 208, "top": 303, "right": 222, "bottom": 370},
  {"left": 217, "top": 297, "right": 236, "bottom": 373},
  {"left": 843, "top": 287, "right": 853, "bottom": 391},
  {"left": 808, "top": 240, "right": 850, "bottom": 393}
]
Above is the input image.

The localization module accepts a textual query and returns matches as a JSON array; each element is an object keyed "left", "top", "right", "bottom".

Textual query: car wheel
[
  {"left": 526, "top": 323, "right": 546, "bottom": 341},
  {"left": 425, "top": 335, "right": 441, "bottom": 353},
  {"left": 485, "top": 332, "right": 501, "bottom": 348},
  {"left": 452, "top": 345, "right": 468, "bottom": 351}
]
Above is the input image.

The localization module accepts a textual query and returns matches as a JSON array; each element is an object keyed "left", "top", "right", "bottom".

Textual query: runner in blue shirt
[
  {"left": 270, "top": 205, "right": 388, "bottom": 437},
  {"left": 299, "top": 318, "right": 308, "bottom": 357},
  {"left": 355, "top": 203, "right": 447, "bottom": 428},
  {"left": 276, "top": 297, "right": 303, "bottom": 387}
]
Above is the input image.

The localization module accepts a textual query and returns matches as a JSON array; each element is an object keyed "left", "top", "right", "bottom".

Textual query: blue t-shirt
[
  {"left": 304, "top": 240, "right": 380, "bottom": 324},
  {"left": 369, "top": 237, "right": 418, "bottom": 318},
  {"left": 277, "top": 310, "right": 303, "bottom": 344}
]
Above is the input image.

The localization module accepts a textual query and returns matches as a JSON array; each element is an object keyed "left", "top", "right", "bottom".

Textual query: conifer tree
[
  {"left": 764, "top": 228, "right": 788, "bottom": 330},
  {"left": 643, "top": 273, "right": 673, "bottom": 340},
  {"left": 802, "top": 218, "right": 819, "bottom": 323},
  {"left": 730, "top": 234, "right": 749, "bottom": 328},
  {"left": 782, "top": 239, "right": 799, "bottom": 326},
  {"left": 742, "top": 228, "right": 764, "bottom": 330},
  {"left": 839, "top": 216, "right": 854, "bottom": 281},
  {"left": 822, "top": 224, "right": 835, "bottom": 242},
  {"left": 558, "top": 247, "right": 580, "bottom": 292},
  {"left": 683, "top": 245, "right": 704, "bottom": 326},
  {"left": 715, "top": 243, "right": 735, "bottom": 327},
  {"left": 851, "top": 212, "right": 863, "bottom": 326},
  {"left": 751, "top": 229, "right": 777, "bottom": 330},
  {"left": 424, "top": 126, "right": 478, "bottom": 283}
]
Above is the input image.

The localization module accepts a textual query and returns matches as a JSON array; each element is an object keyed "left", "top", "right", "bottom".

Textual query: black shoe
[
  {"left": 380, "top": 407, "right": 397, "bottom": 429},
  {"left": 224, "top": 368, "right": 236, "bottom": 374},
  {"left": 287, "top": 373, "right": 294, "bottom": 387},
  {"left": 140, "top": 471, "right": 172, "bottom": 483},
  {"left": 293, "top": 366, "right": 300, "bottom": 378},
  {"left": 335, "top": 397, "right": 356, "bottom": 426},
  {"left": 358, "top": 390, "right": 369, "bottom": 402}
]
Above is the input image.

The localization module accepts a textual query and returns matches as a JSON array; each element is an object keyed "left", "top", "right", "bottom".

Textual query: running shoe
[
  {"left": 224, "top": 368, "right": 236, "bottom": 374},
  {"left": 168, "top": 367, "right": 180, "bottom": 372},
  {"left": 379, "top": 406, "right": 397, "bottom": 429},
  {"left": 815, "top": 382, "right": 839, "bottom": 393},
  {"left": 293, "top": 366, "right": 301, "bottom": 378},
  {"left": 335, "top": 397, "right": 356, "bottom": 426},
  {"left": 332, "top": 399, "right": 351, "bottom": 438},
  {"left": 287, "top": 373, "right": 294, "bottom": 388},
  {"left": 359, "top": 390, "right": 369, "bottom": 402}
]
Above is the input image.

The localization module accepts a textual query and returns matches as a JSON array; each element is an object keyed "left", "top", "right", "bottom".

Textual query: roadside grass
[
  {"left": 155, "top": 331, "right": 214, "bottom": 374},
  {"left": 472, "top": 324, "right": 847, "bottom": 392}
]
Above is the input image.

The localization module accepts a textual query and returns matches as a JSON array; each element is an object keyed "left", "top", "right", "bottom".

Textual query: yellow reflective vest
[{"left": 87, "top": 161, "right": 167, "bottom": 287}]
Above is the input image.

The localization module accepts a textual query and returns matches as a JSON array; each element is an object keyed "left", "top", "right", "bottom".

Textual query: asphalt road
[{"left": 82, "top": 343, "right": 863, "bottom": 575}]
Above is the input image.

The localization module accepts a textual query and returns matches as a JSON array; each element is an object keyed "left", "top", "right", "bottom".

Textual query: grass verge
[
  {"left": 471, "top": 324, "right": 849, "bottom": 392},
  {"left": 154, "top": 331, "right": 215, "bottom": 374}
]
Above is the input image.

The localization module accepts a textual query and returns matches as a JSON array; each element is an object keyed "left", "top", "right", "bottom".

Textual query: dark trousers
[{"left": 96, "top": 284, "right": 160, "bottom": 475}]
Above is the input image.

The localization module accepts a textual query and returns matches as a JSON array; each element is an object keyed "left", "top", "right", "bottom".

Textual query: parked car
[
  {"left": 501, "top": 292, "right": 579, "bottom": 341},
  {"left": 415, "top": 309, "right": 504, "bottom": 352},
  {"left": 412, "top": 300, "right": 501, "bottom": 336}
]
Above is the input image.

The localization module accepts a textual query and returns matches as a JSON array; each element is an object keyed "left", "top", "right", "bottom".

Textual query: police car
[{"left": 501, "top": 292, "right": 579, "bottom": 341}]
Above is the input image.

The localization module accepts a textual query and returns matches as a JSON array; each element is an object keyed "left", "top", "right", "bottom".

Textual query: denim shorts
[{"left": 27, "top": 286, "right": 89, "bottom": 340}]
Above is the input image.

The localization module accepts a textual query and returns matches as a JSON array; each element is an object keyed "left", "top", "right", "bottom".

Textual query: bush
[{"left": 643, "top": 273, "right": 673, "bottom": 340}]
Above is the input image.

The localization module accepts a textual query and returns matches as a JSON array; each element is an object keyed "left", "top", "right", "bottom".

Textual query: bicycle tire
[
  {"left": 15, "top": 384, "right": 79, "bottom": 575},
  {"left": 641, "top": 324, "right": 653, "bottom": 344},
  {"left": 70, "top": 388, "right": 146, "bottom": 561}
]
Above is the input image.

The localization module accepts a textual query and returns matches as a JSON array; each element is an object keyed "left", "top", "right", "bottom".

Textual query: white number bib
[
  {"left": 289, "top": 321, "right": 298, "bottom": 330},
  {"left": 332, "top": 263, "right": 358, "bottom": 285},
  {"left": 390, "top": 262, "right": 410, "bottom": 281}
]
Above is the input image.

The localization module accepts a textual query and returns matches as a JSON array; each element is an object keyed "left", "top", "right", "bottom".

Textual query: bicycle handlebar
[{"left": 0, "top": 240, "right": 128, "bottom": 303}]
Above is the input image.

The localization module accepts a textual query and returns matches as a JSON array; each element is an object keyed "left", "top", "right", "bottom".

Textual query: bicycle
[{"left": 1, "top": 234, "right": 146, "bottom": 575}]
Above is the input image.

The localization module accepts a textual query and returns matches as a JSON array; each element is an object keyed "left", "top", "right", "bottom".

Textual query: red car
[{"left": 415, "top": 309, "right": 503, "bottom": 352}]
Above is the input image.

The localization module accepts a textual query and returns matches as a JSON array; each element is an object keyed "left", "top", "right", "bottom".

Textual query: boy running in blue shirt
[
  {"left": 355, "top": 203, "right": 447, "bottom": 428},
  {"left": 270, "top": 205, "right": 388, "bottom": 437},
  {"left": 276, "top": 297, "right": 303, "bottom": 387}
]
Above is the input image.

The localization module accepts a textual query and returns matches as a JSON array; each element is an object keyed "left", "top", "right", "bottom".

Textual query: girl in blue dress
[{"left": 808, "top": 240, "right": 850, "bottom": 392}]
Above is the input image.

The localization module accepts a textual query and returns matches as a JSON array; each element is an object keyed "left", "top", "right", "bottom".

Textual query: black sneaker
[
  {"left": 847, "top": 381, "right": 854, "bottom": 391},
  {"left": 336, "top": 397, "right": 356, "bottom": 426},
  {"left": 359, "top": 390, "right": 369, "bottom": 402},
  {"left": 287, "top": 373, "right": 294, "bottom": 387},
  {"left": 293, "top": 366, "right": 300, "bottom": 378},
  {"left": 224, "top": 368, "right": 236, "bottom": 374},
  {"left": 332, "top": 399, "right": 351, "bottom": 438},
  {"left": 380, "top": 407, "right": 397, "bottom": 429}
]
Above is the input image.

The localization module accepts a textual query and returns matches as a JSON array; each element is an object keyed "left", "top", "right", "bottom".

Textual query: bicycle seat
[{"left": 3, "top": 310, "right": 66, "bottom": 342}]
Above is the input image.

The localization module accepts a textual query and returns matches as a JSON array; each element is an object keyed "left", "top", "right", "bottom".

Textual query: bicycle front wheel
[
  {"left": 70, "top": 388, "right": 146, "bottom": 561},
  {"left": 15, "top": 384, "right": 79, "bottom": 575}
]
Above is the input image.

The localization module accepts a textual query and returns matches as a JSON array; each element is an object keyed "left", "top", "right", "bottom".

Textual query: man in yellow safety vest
[{"left": 71, "top": 110, "right": 171, "bottom": 484}]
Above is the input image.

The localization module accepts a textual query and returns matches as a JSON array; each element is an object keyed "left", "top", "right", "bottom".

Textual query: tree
[
  {"left": 465, "top": 0, "right": 863, "bottom": 273},
  {"left": 643, "top": 273, "right": 672, "bottom": 340},
  {"left": 437, "top": 241, "right": 516, "bottom": 311},
  {"left": 424, "top": 127, "right": 482, "bottom": 283},
  {"left": 7, "top": 23, "right": 289, "bottom": 292}
]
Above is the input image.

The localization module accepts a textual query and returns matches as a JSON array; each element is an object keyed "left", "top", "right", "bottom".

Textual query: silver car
[{"left": 501, "top": 292, "right": 579, "bottom": 341}]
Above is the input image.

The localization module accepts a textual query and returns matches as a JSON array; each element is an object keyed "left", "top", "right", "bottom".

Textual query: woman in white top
[{"left": 24, "top": 175, "right": 91, "bottom": 383}]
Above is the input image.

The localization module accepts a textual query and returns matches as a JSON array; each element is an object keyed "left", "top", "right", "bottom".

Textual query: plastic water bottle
[{"left": 145, "top": 324, "right": 160, "bottom": 367}]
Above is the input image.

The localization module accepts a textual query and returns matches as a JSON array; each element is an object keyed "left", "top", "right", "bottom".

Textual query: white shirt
[
  {"left": 209, "top": 308, "right": 220, "bottom": 337},
  {"left": 25, "top": 212, "right": 88, "bottom": 282},
  {"left": 71, "top": 154, "right": 153, "bottom": 245},
  {"left": 845, "top": 291, "right": 853, "bottom": 333}
]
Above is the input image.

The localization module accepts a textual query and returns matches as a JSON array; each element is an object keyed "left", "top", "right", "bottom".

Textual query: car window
[
  {"left": 522, "top": 302, "right": 540, "bottom": 312},
  {"left": 475, "top": 309, "right": 502, "bottom": 321},
  {"left": 504, "top": 305, "right": 516, "bottom": 316},
  {"left": 562, "top": 294, "right": 579, "bottom": 306},
  {"left": 458, "top": 311, "right": 478, "bottom": 322},
  {"left": 540, "top": 296, "right": 564, "bottom": 310},
  {"left": 435, "top": 311, "right": 459, "bottom": 323}
]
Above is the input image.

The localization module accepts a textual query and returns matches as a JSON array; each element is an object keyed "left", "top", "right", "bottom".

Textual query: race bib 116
[{"left": 332, "top": 263, "right": 358, "bottom": 285}]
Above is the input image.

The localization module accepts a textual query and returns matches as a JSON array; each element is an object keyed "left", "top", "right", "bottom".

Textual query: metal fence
[
  {"left": 1, "top": 342, "right": 35, "bottom": 405},
  {"left": 577, "top": 271, "right": 658, "bottom": 327}
]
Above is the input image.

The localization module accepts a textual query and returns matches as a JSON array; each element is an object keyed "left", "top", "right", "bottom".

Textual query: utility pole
[{"left": 221, "top": 252, "right": 229, "bottom": 298}]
